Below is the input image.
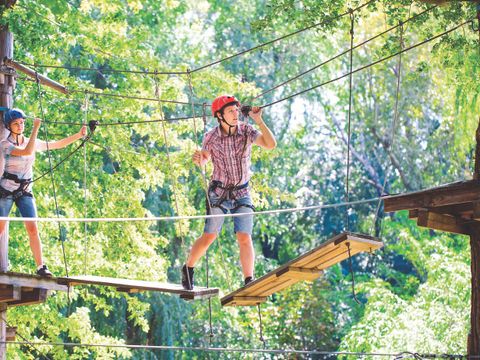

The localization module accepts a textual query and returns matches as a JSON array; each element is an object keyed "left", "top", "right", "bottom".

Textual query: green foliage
[{"left": 0, "top": 0, "right": 478, "bottom": 358}]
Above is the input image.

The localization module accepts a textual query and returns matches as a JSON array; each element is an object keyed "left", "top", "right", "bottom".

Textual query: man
[{"left": 182, "top": 95, "right": 276, "bottom": 290}]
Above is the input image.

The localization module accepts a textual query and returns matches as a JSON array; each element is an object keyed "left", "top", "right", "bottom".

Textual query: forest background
[{"left": 0, "top": 0, "right": 479, "bottom": 358}]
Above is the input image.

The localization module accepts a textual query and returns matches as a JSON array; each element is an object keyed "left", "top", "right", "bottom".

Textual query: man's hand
[
  {"left": 193, "top": 150, "right": 209, "bottom": 167},
  {"left": 249, "top": 106, "right": 263, "bottom": 125}
]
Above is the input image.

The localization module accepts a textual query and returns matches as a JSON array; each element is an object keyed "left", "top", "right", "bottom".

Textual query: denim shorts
[
  {"left": 204, "top": 190, "right": 254, "bottom": 235},
  {"left": 0, "top": 194, "right": 37, "bottom": 218}
]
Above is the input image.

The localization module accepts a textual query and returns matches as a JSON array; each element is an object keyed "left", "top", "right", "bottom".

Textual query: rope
[
  {"left": 72, "top": 89, "right": 204, "bottom": 107},
  {"left": 261, "top": 19, "right": 473, "bottom": 109},
  {"left": 370, "top": 23, "right": 404, "bottom": 237},
  {"left": 0, "top": 197, "right": 380, "bottom": 223},
  {"left": 2, "top": 341, "right": 470, "bottom": 358},
  {"left": 257, "top": 304, "right": 267, "bottom": 349},
  {"left": 190, "top": 0, "right": 376, "bottom": 73},
  {"left": 153, "top": 75, "right": 189, "bottom": 284},
  {"left": 18, "top": 61, "right": 187, "bottom": 75},
  {"left": 83, "top": 93, "right": 89, "bottom": 275},
  {"left": 199, "top": 103, "right": 215, "bottom": 345},
  {"left": 345, "top": 10, "right": 355, "bottom": 232},
  {"left": 17, "top": 1, "right": 375, "bottom": 78},
  {"left": 252, "top": 6, "right": 436, "bottom": 101},
  {"left": 34, "top": 69, "right": 69, "bottom": 278},
  {"left": 346, "top": 241, "right": 361, "bottom": 304}
]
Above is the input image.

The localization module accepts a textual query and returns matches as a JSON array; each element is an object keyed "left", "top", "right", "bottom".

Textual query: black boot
[
  {"left": 181, "top": 265, "right": 194, "bottom": 290},
  {"left": 36, "top": 265, "right": 53, "bottom": 277},
  {"left": 244, "top": 276, "right": 254, "bottom": 286}
]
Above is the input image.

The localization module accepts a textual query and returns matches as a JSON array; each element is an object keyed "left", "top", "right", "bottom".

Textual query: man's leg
[
  {"left": 186, "top": 232, "right": 217, "bottom": 267},
  {"left": 182, "top": 200, "right": 225, "bottom": 289},
  {"left": 236, "top": 232, "right": 254, "bottom": 279},
  {"left": 233, "top": 195, "right": 255, "bottom": 282}
]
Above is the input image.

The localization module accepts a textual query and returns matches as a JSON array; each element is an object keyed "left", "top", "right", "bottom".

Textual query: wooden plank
[
  {"left": 276, "top": 267, "right": 321, "bottom": 281},
  {"left": 221, "top": 296, "right": 267, "bottom": 307},
  {"left": 0, "top": 272, "right": 67, "bottom": 292},
  {"left": 409, "top": 209, "right": 419, "bottom": 219},
  {"left": 58, "top": 275, "right": 219, "bottom": 299},
  {"left": 383, "top": 180, "right": 480, "bottom": 212},
  {"left": 8, "top": 288, "right": 49, "bottom": 307},
  {"left": 221, "top": 232, "right": 383, "bottom": 306},
  {"left": 473, "top": 202, "right": 480, "bottom": 220},
  {"left": 417, "top": 210, "right": 469, "bottom": 235},
  {"left": 0, "top": 286, "right": 20, "bottom": 303}
]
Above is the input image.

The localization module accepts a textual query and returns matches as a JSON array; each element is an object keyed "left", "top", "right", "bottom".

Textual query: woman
[{"left": 0, "top": 109, "right": 86, "bottom": 277}]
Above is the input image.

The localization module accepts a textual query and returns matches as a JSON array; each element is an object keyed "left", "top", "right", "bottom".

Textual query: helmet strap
[{"left": 220, "top": 118, "right": 236, "bottom": 136}]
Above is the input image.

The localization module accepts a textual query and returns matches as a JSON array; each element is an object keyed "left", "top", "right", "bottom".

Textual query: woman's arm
[
  {"left": 37, "top": 125, "right": 87, "bottom": 151},
  {"left": 11, "top": 118, "right": 41, "bottom": 156}
]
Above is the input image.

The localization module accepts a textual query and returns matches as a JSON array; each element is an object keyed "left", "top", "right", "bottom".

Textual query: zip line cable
[
  {"left": 2, "top": 340, "right": 470, "bottom": 358},
  {"left": 16, "top": 0, "right": 376, "bottom": 77},
  {"left": 261, "top": 18, "right": 473, "bottom": 109},
  {"left": 0, "top": 197, "right": 380, "bottom": 223},
  {"left": 251, "top": 5, "right": 436, "bottom": 101}
]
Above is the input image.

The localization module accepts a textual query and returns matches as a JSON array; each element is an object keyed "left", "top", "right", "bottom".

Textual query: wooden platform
[
  {"left": 221, "top": 232, "right": 383, "bottom": 306},
  {"left": 57, "top": 275, "right": 219, "bottom": 300},
  {"left": 383, "top": 180, "right": 480, "bottom": 235},
  {"left": 0, "top": 272, "right": 68, "bottom": 307}
]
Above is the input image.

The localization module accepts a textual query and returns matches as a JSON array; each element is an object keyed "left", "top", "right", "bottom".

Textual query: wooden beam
[
  {"left": 417, "top": 210, "right": 469, "bottom": 235},
  {"left": 0, "top": 272, "right": 68, "bottom": 292},
  {"left": 8, "top": 288, "right": 48, "bottom": 307},
  {"left": 0, "top": 286, "right": 20, "bottom": 303},
  {"left": 3, "top": 58, "right": 68, "bottom": 94},
  {"left": 276, "top": 267, "right": 322, "bottom": 281},
  {"left": 383, "top": 180, "right": 480, "bottom": 212},
  {"left": 221, "top": 296, "right": 267, "bottom": 307}
]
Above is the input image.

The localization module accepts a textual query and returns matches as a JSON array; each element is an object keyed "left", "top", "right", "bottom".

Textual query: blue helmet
[{"left": 3, "top": 109, "right": 26, "bottom": 128}]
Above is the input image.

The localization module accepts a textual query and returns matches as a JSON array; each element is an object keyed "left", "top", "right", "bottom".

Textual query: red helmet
[{"left": 211, "top": 95, "right": 240, "bottom": 117}]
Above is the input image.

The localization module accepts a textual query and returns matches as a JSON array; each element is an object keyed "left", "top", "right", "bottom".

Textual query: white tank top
[{"left": 0, "top": 137, "right": 36, "bottom": 192}]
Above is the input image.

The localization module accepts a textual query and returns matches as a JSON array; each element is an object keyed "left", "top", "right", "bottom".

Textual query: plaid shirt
[{"left": 202, "top": 123, "right": 260, "bottom": 198}]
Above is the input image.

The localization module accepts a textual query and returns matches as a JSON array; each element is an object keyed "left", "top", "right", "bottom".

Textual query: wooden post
[
  {"left": 469, "top": 224, "right": 480, "bottom": 355},
  {"left": 471, "top": 4, "right": 480, "bottom": 356},
  {"left": 0, "top": 14, "right": 15, "bottom": 359}
]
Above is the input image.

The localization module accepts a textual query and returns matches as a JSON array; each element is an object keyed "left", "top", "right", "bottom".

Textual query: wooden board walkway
[
  {"left": 0, "top": 272, "right": 67, "bottom": 307},
  {"left": 57, "top": 275, "right": 219, "bottom": 300},
  {"left": 221, "top": 232, "right": 383, "bottom": 306},
  {"left": 383, "top": 180, "right": 480, "bottom": 235}
]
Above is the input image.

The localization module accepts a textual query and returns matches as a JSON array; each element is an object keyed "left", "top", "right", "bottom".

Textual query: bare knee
[
  {"left": 24, "top": 221, "right": 39, "bottom": 236},
  {"left": 202, "top": 232, "right": 217, "bottom": 246},
  {"left": 236, "top": 232, "right": 252, "bottom": 246}
]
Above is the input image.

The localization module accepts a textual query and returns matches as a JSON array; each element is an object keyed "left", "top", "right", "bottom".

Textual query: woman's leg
[
  {"left": 0, "top": 197, "right": 14, "bottom": 270},
  {"left": 16, "top": 195, "right": 43, "bottom": 267}
]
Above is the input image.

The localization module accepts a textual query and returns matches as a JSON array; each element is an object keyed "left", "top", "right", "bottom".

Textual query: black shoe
[
  {"left": 36, "top": 265, "right": 53, "bottom": 277},
  {"left": 244, "top": 276, "right": 254, "bottom": 286},
  {"left": 181, "top": 265, "right": 194, "bottom": 290}
]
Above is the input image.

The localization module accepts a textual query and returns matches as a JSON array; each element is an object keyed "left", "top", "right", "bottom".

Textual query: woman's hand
[{"left": 33, "top": 117, "right": 42, "bottom": 129}]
